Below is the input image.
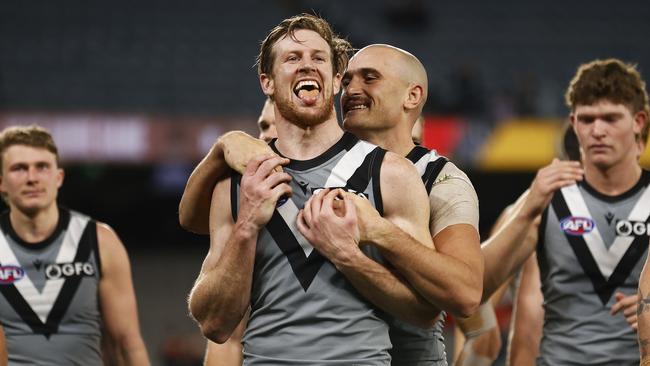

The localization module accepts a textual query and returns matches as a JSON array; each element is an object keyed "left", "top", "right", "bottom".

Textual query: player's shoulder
[
  {"left": 382, "top": 150, "right": 421, "bottom": 175},
  {"left": 433, "top": 161, "right": 474, "bottom": 188},
  {"left": 95, "top": 221, "right": 122, "bottom": 248}
]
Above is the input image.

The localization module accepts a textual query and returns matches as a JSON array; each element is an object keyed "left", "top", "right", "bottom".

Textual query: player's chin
[{"left": 342, "top": 118, "right": 367, "bottom": 135}]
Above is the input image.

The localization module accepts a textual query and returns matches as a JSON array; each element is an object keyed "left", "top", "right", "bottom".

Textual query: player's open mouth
[
  {"left": 294, "top": 80, "right": 321, "bottom": 104},
  {"left": 343, "top": 99, "right": 369, "bottom": 115}
]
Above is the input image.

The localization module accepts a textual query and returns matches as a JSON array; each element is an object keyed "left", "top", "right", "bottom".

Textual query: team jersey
[
  {"left": 385, "top": 146, "right": 449, "bottom": 365},
  {"left": 0, "top": 208, "right": 103, "bottom": 366},
  {"left": 386, "top": 145, "right": 479, "bottom": 366},
  {"left": 536, "top": 170, "right": 650, "bottom": 365},
  {"left": 232, "top": 132, "right": 392, "bottom": 365}
]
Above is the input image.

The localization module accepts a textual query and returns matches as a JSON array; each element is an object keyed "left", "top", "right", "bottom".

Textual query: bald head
[
  {"left": 341, "top": 44, "right": 429, "bottom": 152},
  {"left": 355, "top": 44, "right": 428, "bottom": 111}
]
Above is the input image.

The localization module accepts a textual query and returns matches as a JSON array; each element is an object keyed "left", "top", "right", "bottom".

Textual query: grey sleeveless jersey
[
  {"left": 381, "top": 146, "right": 449, "bottom": 366},
  {"left": 0, "top": 208, "right": 103, "bottom": 366},
  {"left": 232, "top": 132, "right": 392, "bottom": 365},
  {"left": 536, "top": 170, "right": 650, "bottom": 366}
]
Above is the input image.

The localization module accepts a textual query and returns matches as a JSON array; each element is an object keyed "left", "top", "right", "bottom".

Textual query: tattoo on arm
[
  {"left": 641, "top": 338, "right": 650, "bottom": 358},
  {"left": 637, "top": 290, "right": 650, "bottom": 316}
]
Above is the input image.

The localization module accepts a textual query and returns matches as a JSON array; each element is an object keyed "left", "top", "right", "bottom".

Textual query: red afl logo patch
[
  {"left": 0, "top": 265, "right": 25, "bottom": 284},
  {"left": 560, "top": 216, "right": 595, "bottom": 236}
]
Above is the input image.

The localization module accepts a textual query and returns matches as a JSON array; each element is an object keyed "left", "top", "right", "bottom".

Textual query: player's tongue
[
  {"left": 298, "top": 88, "right": 319, "bottom": 105},
  {"left": 294, "top": 81, "right": 320, "bottom": 106}
]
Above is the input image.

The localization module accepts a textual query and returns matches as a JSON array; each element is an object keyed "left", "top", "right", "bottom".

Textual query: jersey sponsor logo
[
  {"left": 45, "top": 261, "right": 95, "bottom": 280},
  {"left": 0, "top": 265, "right": 25, "bottom": 284},
  {"left": 615, "top": 220, "right": 650, "bottom": 237},
  {"left": 560, "top": 216, "right": 595, "bottom": 236}
]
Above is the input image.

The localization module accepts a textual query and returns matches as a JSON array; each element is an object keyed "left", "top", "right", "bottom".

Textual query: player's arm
[
  {"left": 179, "top": 131, "right": 277, "bottom": 234},
  {"left": 97, "top": 223, "right": 150, "bottom": 366},
  {"left": 637, "top": 255, "right": 650, "bottom": 365},
  {"left": 453, "top": 286, "right": 506, "bottom": 366},
  {"left": 507, "top": 254, "right": 543, "bottom": 366},
  {"left": 297, "top": 153, "right": 440, "bottom": 327},
  {"left": 453, "top": 198, "right": 516, "bottom": 366},
  {"left": 188, "top": 155, "right": 291, "bottom": 343},
  {"left": 0, "top": 325, "right": 6, "bottom": 366},
  {"left": 481, "top": 159, "right": 583, "bottom": 300},
  {"left": 203, "top": 310, "right": 248, "bottom": 366},
  {"left": 357, "top": 161, "right": 482, "bottom": 318}
]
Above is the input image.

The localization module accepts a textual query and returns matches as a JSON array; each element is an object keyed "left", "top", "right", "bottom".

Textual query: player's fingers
[
  {"left": 270, "top": 183, "right": 292, "bottom": 205},
  {"left": 343, "top": 191, "right": 356, "bottom": 219},
  {"left": 265, "top": 171, "right": 292, "bottom": 189},
  {"left": 302, "top": 197, "right": 313, "bottom": 225},
  {"left": 309, "top": 188, "right": 329, "bottom": 218},
  {"left": 321, "top": 188, "right": 341, "bottom": 215},
  {"left": 611, "top": 301, "right": 624, "bottom": 315},
  {"left": 258, "top": 156, "right": 290, "bottom": 178},
  {"left": 296, "top": 210, "right": 311, "bottom": 233},
  {"left": 245, "top": 154, "right": 276, "bottom": 175},
  {"left": 611, "top": 292, "right": 629, "bottom": 314},
  {"left": 623, "top": 305, "right": 637, "bottom": 318}
]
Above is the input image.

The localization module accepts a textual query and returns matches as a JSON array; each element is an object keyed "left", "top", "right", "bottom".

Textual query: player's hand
[
  {"left": 218, "top": 131, "right": 281, "bottom": 174},
  {"left": 610, "top": 291, "right": 639, "bottom": 331},
  {"left": 521, "top": 158, "right": 584, "bottom": 219},
  {"left": 297, "top": 189, "right": 362, "bottom": 267},
  {"left": 237, "top": 154, "right": 291, "bottom": 232},
  {"left": 343, "top": 191, "right": 383, "bottom": 245}
]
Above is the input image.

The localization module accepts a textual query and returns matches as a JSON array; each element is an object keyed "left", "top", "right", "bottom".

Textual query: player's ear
[
  {"left": 260, "top": 73, "right": 274, "bottom": 97},
  {"left": 569, "top": 113, "right": 577, "bottom": 129},
  {"left": 56, "top": 168, "right": 64, "bottom": 189},
  {"left": 333, "top": 72, "right": 342, "bottom": 95},
  {"left": 633, "top": 110, "right": 647, "bottom": 136},
  {"left": 404, "top": 84, "right": 424, "bottom": 111}
]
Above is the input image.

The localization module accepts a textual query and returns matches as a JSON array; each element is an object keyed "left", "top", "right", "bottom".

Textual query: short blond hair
[
  {"left": 0, "top": 125, "right": 59, "bottom": 172},
  {"left": 256, "top": 14, "right": 352, "bottom": 78}
]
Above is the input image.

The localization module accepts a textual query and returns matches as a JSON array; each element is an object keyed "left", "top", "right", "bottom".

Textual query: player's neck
[
  {"left": 359, "top": 127, "right": 415, "bottom": 157},
  {"left": 9, "top": 204, "right": 59, "bottom": 244},
  {"left": 583, "top": 159, "right": 642, "bottom": 196},
  {"left": 274, "top": 116, "right": 344, "bottom": 160}
]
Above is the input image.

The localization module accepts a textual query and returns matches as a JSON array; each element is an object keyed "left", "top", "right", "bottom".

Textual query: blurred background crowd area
[{"left": 1, "top": 0, "right": 650, "bottom": 365}]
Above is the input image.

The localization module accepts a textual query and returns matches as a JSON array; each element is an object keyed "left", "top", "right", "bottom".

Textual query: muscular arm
[
  {"left": 638, "top": 255, "right": 650, "bottom": 364},
  {"left": 188, "top": 155, "right": 291, "bottom": 343},
  {"left": 507, "top": 254, "right": 543, "bottom": 366},
  {"left": 97, "top": 224, "right": 150, "bottom": 366},
  {"left": 453, "top": 203, "right": 517, "bottom": 366},
  {"left": 179, "top": 131, "right": 276, "bottom": 234},
  {"left": 203, "top": 310, "right": 248, "bottom": 366},
  {"left": 453, "top": 286, "right": 505, "bottom": 366},
  {"left": 353, "top": 154, "right": 440, "bottom": 324},
  {"left": 482, "top": 159, "right": 583, "bottom": 300},
  {"left": 179, "top": 138, "right": 229, "bottom": 234},
  {"left": 481, "top": 191, "right": 540, "bottom": 301},
  {"left": 363, "top": 162, "right": 482, "bottom": 318},
  {"left": 297, "top": 153, "right": 440, "bottom": 327}
]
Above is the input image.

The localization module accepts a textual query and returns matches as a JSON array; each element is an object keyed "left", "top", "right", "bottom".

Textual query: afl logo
[
  {"left": 0, "top": 265, "right": 25, "bottom": 285},
  {"left": 560, "top": 216, "right": 595, "bottom": 236}
]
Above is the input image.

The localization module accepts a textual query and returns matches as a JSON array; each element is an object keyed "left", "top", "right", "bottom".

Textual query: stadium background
[{"left": 1, "top": 0, "right": 649, "bottom": 364}]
